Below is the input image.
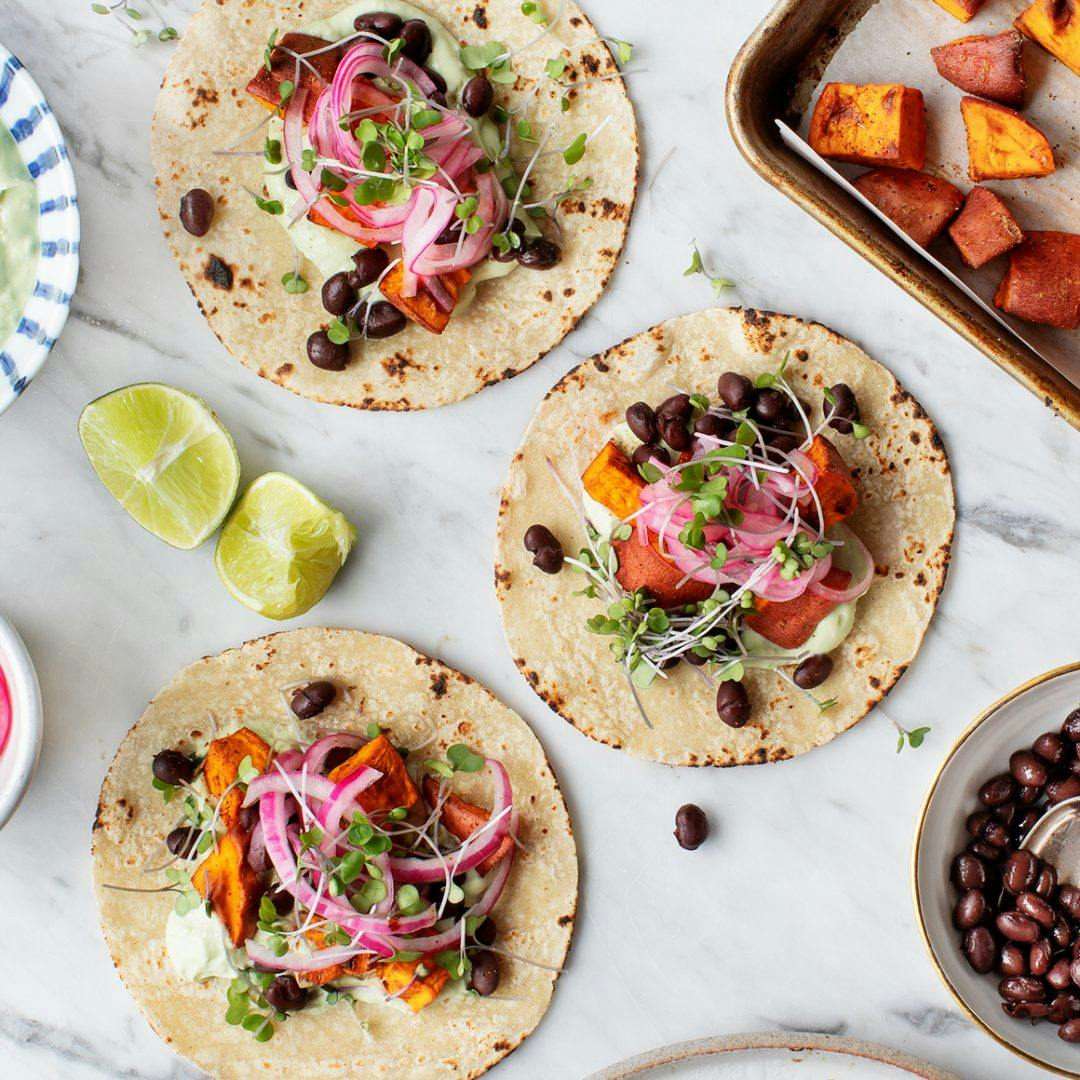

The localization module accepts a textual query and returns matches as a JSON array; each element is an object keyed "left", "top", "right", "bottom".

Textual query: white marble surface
[{"left": 1, "top": 1, "right": 1078, "bottom": 1078}]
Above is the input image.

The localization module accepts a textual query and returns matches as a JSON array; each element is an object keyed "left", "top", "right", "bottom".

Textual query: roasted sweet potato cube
[
  {"left": 328, "top": 734, "right": 422, "bottom": 814},
  {"left": 420, "top": 775, "right": 513, "bottom": 875},
  {"left": 931, "top": 0, "right": 988, "bottom": 21},
  {"left": 379, "top": 960, "right": 451, "bottom": 1011},
  {"left": 581, "top": 441, "right": 644, "bottom": 522},
  {"left": 803, "top": 436, "right": 859, "bottom": 529},
  {"left": 192, "top": 827, "right": 263, "bottom": 947},
  {"left": 852, "top": 168, "right": 964, "bottom": 247},
  {"left": 809, "top": 83, "right": 926, "bottom": 171},
  {"left": 948, "top": 186, "right": 1024, "bottom": 268},
  {"left": 931, "top": 30, "right": 1027, "bottom": 106},
  {"left": 612, "top": 536, "right": 715, "bottom": 609},
  {"left": 378, "top": 263, "right": 471, "bottom": 334},
  {"left": 1017, "top": 0, "right": 1080, "bottom": 78},
  {"left": 994, "top": 231, "right": 1080, "bottom": 329},
  {"left": 246, "top": 34, "right": 342, "bottom": 121},
  {"left": 745, "top": 568, "right": 851, "bottom": 649},
  {"left": 960, "top": 97, "right": 1055, "bottom": 181},
  {"left": 203, "top": 728, "right": 271, "bottom": 828},
  {"left": 298, "top": 928, "right": 371, "bottom": 986}
]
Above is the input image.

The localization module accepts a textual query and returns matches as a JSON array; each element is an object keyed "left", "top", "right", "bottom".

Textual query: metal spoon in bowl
[{"left": 1020, "top": 795, "right": 1080, "bottom": 885}]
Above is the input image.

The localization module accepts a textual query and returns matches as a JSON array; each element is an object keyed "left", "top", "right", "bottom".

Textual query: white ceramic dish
[
  {"left": 913, "top": 662, "right": 1080, "bottom": 1078},
  {"left": 585, "top": 1031, "right": 957, "bottom": 1079},
  {"left": 0, "top": 613, "right": 43, "bottom": 830}
]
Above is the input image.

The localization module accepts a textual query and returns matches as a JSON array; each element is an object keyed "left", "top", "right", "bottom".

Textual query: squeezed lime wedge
[
  {"left": 78, "top": 383, "right": 240, "bottom": 550},
  {"left": 215, "top": 472, "right": 357, "bottom": 620}
]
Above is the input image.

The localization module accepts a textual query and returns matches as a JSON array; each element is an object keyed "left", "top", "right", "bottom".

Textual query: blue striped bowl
[{"left": 0, "top": 43, "right": 79, "bottom": 415}]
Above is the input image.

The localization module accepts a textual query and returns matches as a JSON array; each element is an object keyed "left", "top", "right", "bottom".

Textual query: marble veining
[{"left": 1, "top": 1, "right": 1079, "bottom": 1078}]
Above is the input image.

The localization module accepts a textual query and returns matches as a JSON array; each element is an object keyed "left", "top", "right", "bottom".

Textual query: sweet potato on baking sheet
[
  {"left": 378, "top": 263, "right": 471, "bottom": 334},
  {"left": 948, "top": 186, "right": 1024, "bottom": 268},
  {"left": 582, "top": 440, "right": 645, "bottom": 522},
  {"left": 745, "top": 568, "right": 852, "bottom": 650},
  {"left": 328, "top": 734, "right": 422, "bottom": 814},
  {"left": 809, "top": 83, "right": 926, "bottom": 171},
  {"left": 192, "top": 827, "right": 263, "bottom": 947},
  {"left": 246, "top": 34, "right": 342, "bottom": 121},
  {"left": 931, "top": 30, "right": 1027, "bottom": 106},
  {"left": 931, "top": 0, "right": 988, "bottom": 22},
  {"left": 960, "top": 97, "right": 1055, "bottom": 181},
  {"left": 802, "top": 436, "right": 859, "bottom": 530},
  {"left": 994, "top": 231, "right": 1080, "bottom": 329},
  {"left": 378, "top": 960, "right": 450, "bottom": 1012},
  {"left": 852, "top": 168, "right": 964, "bottom": 247},
  {"left": 420, "top": 775, "right": 513, "bottom": 875},
  {"left": 1017, "top": 0, "right": 1080, "bottom": 78},
  {"left": 203, "top": 727, "right": 271, "bottom": 828}
]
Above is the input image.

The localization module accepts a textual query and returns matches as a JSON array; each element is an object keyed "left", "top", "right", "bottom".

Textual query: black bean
[
  {"left": 238, "top": 803, "right": 260, "bottom": 832},
  {"left": 306, "top": 329, "right": 349, "bottom": 371},
  {"left": 1060, "top": 1018, "right": 1080, "bottom": 1041},
  {"left": 1014, "top": 808, "right": 1042, "bottom": 837},
  {"left": 179, "top": 188, "right": 214, "bottom": 237},
  {"left": 953, "top": 890, "right": 986, "bottom": 930},
  {"left": 473, "top": 917, "right": 497, "bottom": 947},
  {"left": 284, "top": 171, "right": 297, "bottom": 190},
  {"left": 524, "top": 524, "right": 558, "bottom": 553},
  {"left": 656, "top": 394, "right": 692, "bottom": 421},
  {"left": 1036, "top": 864, "right": 1059, "bottom": 898},
  {"left": 716, "top": 681, "right": 750, "bottom": 728},
  {"left": 982, "top": 818, "right": 1011, "bottom": 848},
  {"left": 964, "top": 926, "right": 996, "bottom": 973},
  {"left": 1017, "top": 784, "right": 1042, "bottom": 805},
  {"left": 462, "top": 75, "right": 494, "bottom": 117},
  {"left": 1063, "top": 708, "right": 1080, "bottom": 742},
  {"left": 424, "top": 67, "right": 447, "bottom": 94},
  {"left": 626, "top": 402, "right": 658, "bottom": 445},
  {"left": 1060, "top": 886, "right": 1080, "bottom": 921},
  {"left": 1048, "top": 775, "right": 1080, "bottom": 803},
  {"left": 967, "top": 810, "right": 991, "bottom": 838},
  {"left": 351, "top": 246, "right": 390, "bottom": 287},
  {"left": 674, "top": 804, "right": 709, "bottom": 850},
  {"left": 999, "top": 975, "right": 1047, "bottom": 1002},
  {"left": 952, "top": 852, "right": 988, "bottom": 892},
  {"left": 994, "top": 801, "right": 1018, "bottom": 828},
  {"left": 469, "top": 950, "right": 500, "bottom": 995},
  {"left": 1035, "top": 731, "right": 1067, "bottom": 764},
  {"left": 1018, "top": 890, "right": 1056, "bottom": 928},
  {"left": 969, "top": 840, "right": 1004, "bottom": 863},
  {"left": 290, "top": 680, "right": 337, "bottom": 720},
  {"left": 979, "top": 774, "right": 1016, "bottom": 807},
  {"left": 717, "top": 372, "right": 753, "bottom": 412},
  {"left": 793, "top": 654, "right": 833, "bottom": 690},
  {"left": 166, "top": 825, "right": 199, "bottom": 858},
  {"left": 1053, "top": 917, "right": 1074, "bottom": 950},
  {"left": 321, "top": 271, "right": 355, "bottom": 316},
  {"left": 267, "top": 885, "right": 294, "bottom": 916},
  {"left": 1011, "top": 750, "right": 1048, "bottom": 788},
  {"left": 825, "top": 383, "right": 861, "bottom": 435},
  {"left": 517, "top": 238, "right": 561, "bottom": 269},
  {"left": 353, "top": 12, "right": 403, "bottom": 37},
  {"left": 752, "top": 388, "right": 791, "bottom": 426},
  {"left": 400, "top": 19, "right": 432, "bottom": 63},
  {"left": 1032, "top": 939, "right": 1054, "bottom": 976},
  {"left": 1004, "top": 1000, "right": 1049, "bottom": 1019},
  {"left": 1000, "top": 942, "right": 1027, "bottom": 977},
  {"left": 1049, "top": 960, "right": 1074, "bottom": 991},
  {"left": 632, "top": 443, "right": 669, "bottom": 468},
  {"left": 997, "top": 911, "right": 1041, "bottom": 943},
  {"left": 532, "top": 546, "right": 563, "bottom": 574},
  {"left": 265, "top": 975, "right": 310, "bottom": 1012},
  {"left": 659, "top": 416, "right": 691, "bottom": 452},
  {"left": 363, "top": 301, "right": 407, "bottom": 339},
  {"left": 1004, "top": 850, "right": 1039, "bottom": 895},
  {"left": 152, "top": 750, "right": 195, "bottom": 786},
  {"left": 323, "top": 746, "right": 354, "bottom": 774},
  {"left": 693, "top": 414, "right": 729, "bottom": 439}
]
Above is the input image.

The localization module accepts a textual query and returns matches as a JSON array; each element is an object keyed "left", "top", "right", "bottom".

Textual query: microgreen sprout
[
  {"left": 90, "top": 0, "right": 178, "bottom": 46},
  {"left": 889, "top": 715, "right": 932, "bottom": 753},
  {"left": 225, "top": 975, "right": 277, "bottom": 1042},
  {"left": 684, "top": 240, "right": 735, "bottom": 297},
  {"left": 281, "top": 271, "right": 308, "bottom": 294}
]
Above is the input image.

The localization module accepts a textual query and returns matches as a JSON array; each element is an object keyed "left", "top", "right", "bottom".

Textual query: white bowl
[
  {"left": 913, "top": 662, "right": 1080, "bottom": 1078},
  {"left": 0, "top": 613, "right": 43, "bottom": 830}
]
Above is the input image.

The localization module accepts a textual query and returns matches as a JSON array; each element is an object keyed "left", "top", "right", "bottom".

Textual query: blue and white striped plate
[{"left": 0, "top": 43, "right": 79, "bottom": 415}]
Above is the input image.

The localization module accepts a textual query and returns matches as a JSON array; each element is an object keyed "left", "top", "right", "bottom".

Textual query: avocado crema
[
  {"left": 0, "top": 123, "right": 38, "bottom": 346},
  {"left": 263, "top": 0, "right": 528, "bottom": 313}
]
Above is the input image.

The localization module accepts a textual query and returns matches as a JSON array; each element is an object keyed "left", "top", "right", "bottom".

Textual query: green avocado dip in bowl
[{"left": 0, "top": 44, "right": 79, "bottom": 415}]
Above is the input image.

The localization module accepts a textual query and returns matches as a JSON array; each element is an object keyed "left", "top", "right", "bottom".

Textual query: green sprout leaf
[
  {"left": 608, "top": 38, "right": 634, "bottom": 66},
  {"left": 521, "top": 0, "right": 547, "bottom": 23},
  {"left": 253, "top": 193, "right": 283, "bottom": 215},
  {"left": 545, "top": 56, "right": 567, "bottom": 80},
  {"left": 460, "top": 41, "right": 506, "bottom": 71},
  {"left": 852, "top": 421, "right": 871, "bottom": 440},
  {"left": 447, "top": 744, "right": 485, "bottom": 773},
  {"left": 281, "top": 271, "right": 308, "bottom": 294},
  {"left": 563, "top": 133, "right": 587, "bottom": 165},
  {"left": 424, "top": 759, "right": 454, "bottom": 779},
  {"left": 263, "top": 137, "right": 282, "bottom": 165},
  {"left": 684, "top": 240, "right": 735, "bottom": 297},
  {"left": 327, "top": 318, "right": 351, "bottom": 345},
  {"left": 277, "top": 80, "right": 294, "bottom": 106}
]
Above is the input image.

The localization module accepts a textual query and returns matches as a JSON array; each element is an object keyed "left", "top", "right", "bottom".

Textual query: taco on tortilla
[
  {"left": 496, "top": 308, "right": 954, "bottom": 766},
  {"left": 91, "top": 628, "right": 576, "bottom": 1079},
  {"left": 151, "top": 0, "right": 638, "bottom": 410}
]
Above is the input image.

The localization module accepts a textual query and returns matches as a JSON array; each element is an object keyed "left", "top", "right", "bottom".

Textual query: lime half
[
  {"left": 215, "top": 473, "right": 357, "bottom": 620},
  {"left": 78, "top": 383, "right": 240, "bottom": 550}
]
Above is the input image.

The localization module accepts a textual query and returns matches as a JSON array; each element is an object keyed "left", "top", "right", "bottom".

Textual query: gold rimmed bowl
[{"left": 913, "top": 662, "right": 1080, "bottom": 1078}]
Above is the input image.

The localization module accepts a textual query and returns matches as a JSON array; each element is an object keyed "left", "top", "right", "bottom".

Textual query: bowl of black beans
[{"left": 914, "top": 662, "right": 1080, "bottom": 1076}]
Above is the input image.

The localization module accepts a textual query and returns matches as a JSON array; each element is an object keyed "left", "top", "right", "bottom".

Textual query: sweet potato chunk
[
  {"left": 948, "top": 186, "right": 1024, "bottom": 268},
  {"left": 246, "top": 34, "right": 342, "bottom": 121},
  {"left": 379, "top": 960, "right": 450, "bottom": 1012},
  {"left": 420, "top": 775, "right": 513, "bottom": 875},
  {"left": 745, "top": 568, "right": 852, "bottom": 650},
  {"left": 931, "top": 0, "right": 987, "bottom": 21},
  {"left": 852, "top": 168, "right": 964, "bottom": 246},
  {"left": 298, "top": 928, "right": 370, "bottom": 986},
  {"left": 994, "top": 231, "right": 1080, "bottom": 329},
  {"left": 961, "top": 97, "right": 1055, "bottom": 180},
  {"left": 809, "top": 83, "right": 926, "bottom": 171},
  {"left": 328, "top": 734, "right": 422, "bottom": 814},
  {"left": 378, "top": 263, "right": 471, "bottom": 334},
  {"left": 612, "top": 536, "right": 715, "bottom": 609},
  {"left": 931, "top": 31, "right": 1027, "bottom": 106},
  {"left": 803, "top": 436, "right": 859, "bottom": 529},
  {"left": 192, "top": 827, "right": 263, "bottom": 947},
  {"left": 203, "top": 728, "right": 271, "bottom": 828},
  {"left": 582, "top": 440, "right": 645, "bottom": 522},
  {"left": 1017, "top": 0, "right": 1080, "bottom": 78}
]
